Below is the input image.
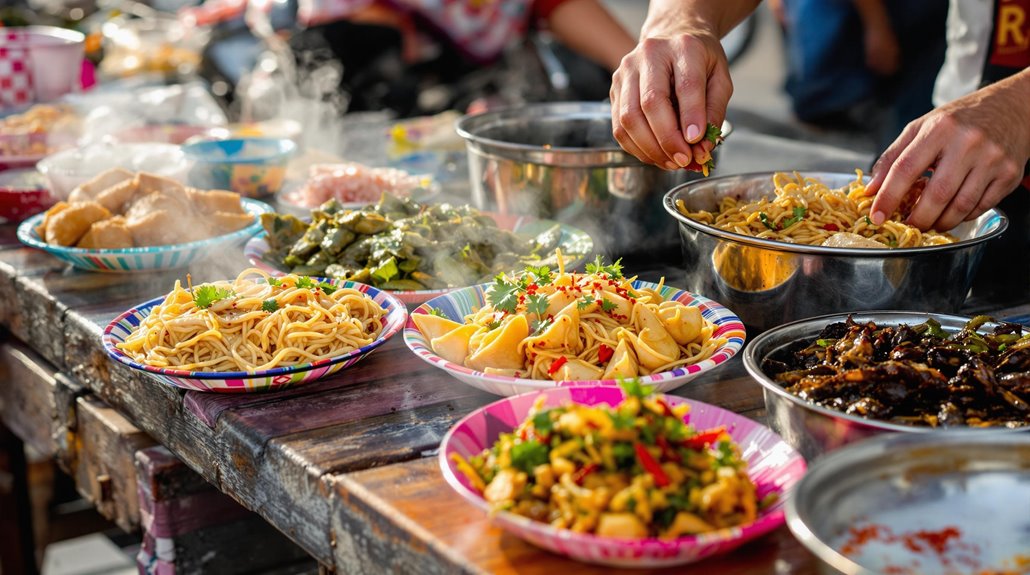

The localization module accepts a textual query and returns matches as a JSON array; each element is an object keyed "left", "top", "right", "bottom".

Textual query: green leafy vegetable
[
  {"left": 758, "top": 212, "right": 775, "bottom": 230},
  {"left": 266, "top": 277, "right": 282, "bottom": 287},
  {"left": 864, "top": 215, "right": 873, "bottom": 226},
  {"left": 428, "top": 307, "right": 448, "bottom": 318},
  {"left": 526, "top": 293, "right": 549, "bottom": 318},
  {"left": 577, "top": 294, "right": 596, "bottom": 310},
  {"left": 371, "top": 258, "right": 400, "bottom": 284},
  {"left": 193, "top": 285, "right": 235, "bottom": 309},
  {"left": 585, "top": 255, "right": 624, "bottom": 279},
  {"left": 296, "top": 276, "right": 317, "bottom": 290},
  {"left": 713, "top": 440, "right": 738, "bottom": 468},
  {"left": 318, "top": 281, "right": 337, "bottom": 295},
  {"left": 487, "top": 274, "right": 528, "bottom": 314},
  {"left": 532, "top": 411, "right": 554, "bottom": 435},
  {"left": 619, "top": 377, "right": 654, "bottom": 399},
  {"left": 601, "top": 298, "right": 618, "bottom": 313},
  {"left": 510, "top": 440, "right": 549, "bottom": 474},
  {"left": 781, "top": 206, "right": 807, "bottom": 229},
  {"left": 261, "top": 299, "right": 279, "bottom": 313},
  {"left": 524, "top": 265, "right": 553, "bottom": 285}
]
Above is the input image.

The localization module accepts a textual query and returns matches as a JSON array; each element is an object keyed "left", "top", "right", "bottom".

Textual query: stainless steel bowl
[
  {"left": 787, "top": 432, "right": 1030, "bottom": 575},
  {"left": 743, "top": 311, "right": 1026, "bottom": 461},
  {"left": 663, "top": 172, "right": 1008, "bottom": 332},
  {"left": 456, "top": 102, "right": 730, "bottom": 257}
]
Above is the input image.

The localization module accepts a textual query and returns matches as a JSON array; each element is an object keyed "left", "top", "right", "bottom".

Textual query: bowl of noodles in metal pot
[{"left": 663, "top": 171, "right": 1007, "bottom": 332}]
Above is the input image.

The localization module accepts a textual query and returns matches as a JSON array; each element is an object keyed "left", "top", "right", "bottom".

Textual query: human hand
[
  {"left": 610, "top": 26, "right": 732, "bottom": 170},
  {"left": 866, "top": 73, "right": 1030, "bottom": 231},
  {"left": 863, "top": 21, "right": 899, "bottom": 76}
]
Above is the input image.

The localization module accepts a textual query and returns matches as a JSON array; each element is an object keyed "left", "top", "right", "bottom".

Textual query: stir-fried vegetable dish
[
  {"left": 260, "top": 194, "right": 578, "bottom": 290},
  {"left": 452, "top": 380, "right": 764, "bottom": 539},
  {"left": 761, "top": 316, "right": 1030, "bottom": 427}
]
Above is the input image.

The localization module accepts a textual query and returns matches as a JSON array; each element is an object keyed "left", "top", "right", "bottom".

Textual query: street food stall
[{"left": 1, "top": 7, "right": 1029, "bottom": 569}]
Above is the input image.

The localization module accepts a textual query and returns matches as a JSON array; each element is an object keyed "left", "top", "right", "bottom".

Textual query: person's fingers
[
  {"left": 965, "top": 176, "right": 1018, "bottom": 222},
  {"left": 641, "top": 59, "right": 694, "bottom": 167},
  {"left": 614, "top": 68, "right": 675, "bottom": 168},
  {"left": 927, "top": 162, "right": 989, "bottom": 231},
  {"left": 866, "top": 120, "right": 921, "bottom": 196},
  {"left": 670, "top": 36, "right": 711, "bottom": 144},
  {"left": 705, "top": 64, "right": 733, "bottom": 132},
  {"left": 869, "top": 124, "right": 941, "bottom": 225}
]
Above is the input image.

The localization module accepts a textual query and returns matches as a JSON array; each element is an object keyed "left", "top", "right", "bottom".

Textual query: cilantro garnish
[
  {"left": 296, "top": 276, "right": 316, "bottom": 290},
  {"left": 193, "top": 285, "right": 235, "bottom": 309},
  {"left": 704, "top": 122, "right": 722, "bottom": 144},
  {"left": 261, "top": 299, "right": 279, "bottom": 313},
  {"left": 530, "top": 317, "right": 552, "bottom": 335},
  {"left": 758, "top": 212, "right": 775, "bottom": 230},
  {"left": 526, "top": 293, "right": 549, "bottom": 318},
  {"left": 600, "top": 298, "right": 618, "bottom": 313},
  {"left": 585, "top": 255, "right": 623, "bottom": 279},
  {"left": 510, "top": 440, "right": 549, "bottom": 474},
  {"left": 619, "top": 377, "right": 654, "bottom": 399},
  {"left": 781, "top": 206, "right": 807, "bottom": 229},
  {"left": 318, "top": 281, "right": 337, "bottom": 295},
  {"left": 608, "top": 410, "right": 635, "bottom": 430},
  {"left": 532, "top": 411, "right": 554, "bottom": 434},
  {"left": 864, "top": 215, "right": 873, "bottom": 226},
  {"left": 577, "top": 294, "right": 595, "bottom": 310},
  {"left": 486, "top": 320, "right": 502, "bottom": 331},
  {"left": 487, "top": 274, "right": 528, "bottom": 314},
  {"left": 713, "top": 440, "right": 737, "bottom": 468},
  {"left": 427, "top": 307, "right": 447, "bottom": 318},
  {"left": 524, "top": 265, "right": 553, "bottom": 285},
  {"left": 266, "top": 277, "right": 282, "bottom": 287}
]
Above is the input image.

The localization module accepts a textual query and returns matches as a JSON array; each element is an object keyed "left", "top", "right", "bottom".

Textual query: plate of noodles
[
  {"left": 404, "top": 255, "right": 745, "bottom": 396},
  {"left": 102, "top": 269, "right": 408, "bottom": 392},
  {"left": 440, "top": 382, "right": 806, "bottom": 567}
]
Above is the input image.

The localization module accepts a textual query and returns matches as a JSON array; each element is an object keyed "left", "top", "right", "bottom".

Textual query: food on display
[
  {"left": 761, "top": 315, "right": 1030, "bottom": 427},
  {"left": 261, "top": 195, "right": 573, "bottom": 290},
  {"left": 34, "top": 169, "right": 253, "bottom": 248},
  {"left": 415, "top": 255, "right": 725, "bottom": 380},
  {"left": 678, "top": 171, "right": 955, "bottom": 247},
  {"left": 286, "top": 162, "right": 433, "bottom": 207},
  {"left": 0, "top": 104, "right": 77, "bottom": 157},
  {"left": 683, "top": 122, "right": 724, "bottom": 176},
  {"left": 452, "top": 380, "right": 762, "bottom": 538},
  {"left": 115, "top": 270, "right": 387, "bottom": 372}
]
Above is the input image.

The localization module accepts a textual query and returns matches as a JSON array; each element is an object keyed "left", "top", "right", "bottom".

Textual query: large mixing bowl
[
  {"left": 456, "top": 102, "right": 729, "bottom": 257},
  {"left": 743, "top": 311, "right": 1026, "bottom": 461},
  {"left": 663, "top": 171, "right": 1008, "bottom": 332}
]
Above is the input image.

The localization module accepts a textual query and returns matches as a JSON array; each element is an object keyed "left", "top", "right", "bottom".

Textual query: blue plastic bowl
[{"left": 183, "top": 138, "right": 296, "bottom": 198}]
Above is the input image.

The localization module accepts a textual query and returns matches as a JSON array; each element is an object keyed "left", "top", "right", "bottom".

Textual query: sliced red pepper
[
  {"left": 823, "top": 223, "right": 840, "bottom": 232},
  {"left": 547, "top": 356, "right": 568, "bottom": 376},
  {"left": 597, "top": 344, "right": 614, "bottom": 364},
  {"left": 680, "top": 426, "right": 726, "bottom": 450},
  {"left": 654, "top": 397, "right": 676, "bottom": 417},
  {"left": 634, "top": 442, "right": 670, "bottom": 487},
  {"left": 656, "top": 436, "right": 682, "bottom": 463},
  {"left": 572, "top": 462, "right": 599, "bottom": 485}
]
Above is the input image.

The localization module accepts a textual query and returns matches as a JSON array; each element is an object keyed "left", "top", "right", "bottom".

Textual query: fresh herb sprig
[
  {"left": 193, "top": 285, "right": 236, "bottom": 309},
  {"left": 585, "top": 255, "right": 623, "bottom": 279}
]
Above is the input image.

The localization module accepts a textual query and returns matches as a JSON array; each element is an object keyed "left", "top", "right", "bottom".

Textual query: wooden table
[{"left": 1, "top": 131, "right": 1026, "bottom": 574}]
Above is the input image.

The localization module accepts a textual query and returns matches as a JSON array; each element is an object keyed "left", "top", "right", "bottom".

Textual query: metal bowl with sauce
[{"left": 663, "top": 172, "right": 1008, "bottom": 332}]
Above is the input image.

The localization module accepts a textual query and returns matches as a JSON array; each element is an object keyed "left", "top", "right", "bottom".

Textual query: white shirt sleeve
[{"left": 933, "top": 0, "right": 995, "bottom": 106}]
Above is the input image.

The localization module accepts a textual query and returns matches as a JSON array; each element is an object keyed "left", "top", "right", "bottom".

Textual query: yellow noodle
[
  {"left": 676, "top": 170, "right": 955, "bottom": 247},
  {"left": 116, "top": 268, "right": 387, "bottom": 372}
]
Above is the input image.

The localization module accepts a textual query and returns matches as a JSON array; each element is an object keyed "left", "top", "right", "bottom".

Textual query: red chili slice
[
  {"left": 597, "top": 344, "right": 614, "bottom": 364},
  {"left": 823, "top": 223, "right": 840, "bottom": 232},
  {"left": 680, "top": 427, "right": 726, "bottom": 450},
  {"left": 656, "top": 436, "right": 682, "bottom": 463},
  {"left": 547, "top": 356, "right": 568, "bottom": 376},
  {"left": 572, "top": 463, "right": 599, "bottom": 485},
  {"left": 654, "top": 398, "right": 676, "bottom": 417},
  {"left": 634, "top": 442, "right": 669, "bottom": 487}
]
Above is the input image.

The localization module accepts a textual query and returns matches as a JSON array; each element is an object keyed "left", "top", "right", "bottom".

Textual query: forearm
[
  {"left": 641, "top": 0, "right": 761, "bottom": 40},
  {"left": 852, "top": 0, "right": 891, "bottom": 29},
  {"left": 546, "top": 0, "right": 636, "bottom": 71}
]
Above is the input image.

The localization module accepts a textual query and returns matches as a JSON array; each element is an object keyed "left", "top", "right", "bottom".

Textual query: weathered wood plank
[
  {"left": 335, "top": 457, "right": 818, "bottom": 575},
  {"left": 73, "top": 395, "right": 158, "bottom": 531},
  {"left": 52, "top": 372, "right": 86, "bottom": 475},
  {"left": 0, "top": 340, "right": 58, "bottom": 456}
]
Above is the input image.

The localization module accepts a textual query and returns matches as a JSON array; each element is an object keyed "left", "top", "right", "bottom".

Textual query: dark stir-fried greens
[
  {"left": 260, "top": 194, "right": 576, "bottom": 290},
  {"left": 761, "top": 315, "right": 1030, "bottom": 427}
]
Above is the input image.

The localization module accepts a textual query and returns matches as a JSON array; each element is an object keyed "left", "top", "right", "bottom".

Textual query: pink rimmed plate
[
  {"left": 440, "top": 385, "right": 806, "bottom": 567},
  {"left": 404, "top": 280, "right": 745, "bottom": 396}
]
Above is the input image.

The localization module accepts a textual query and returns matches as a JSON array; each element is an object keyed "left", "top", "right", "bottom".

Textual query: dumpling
[
  {"left": 657, "top": 301, "right": 703, "bottom": 346},
  {"left": 602, "top": 339, "right": 639, "bottom": 379},
  {"left": 430, "top": 324, "right": 478, "bottom": 365},
  {"left": 625, "top": 304, "right": 680, "bottom": 371},
  {"left": 545, "top": 289, "right": 577, "bottom": 316},
  {"left": 553, "top": 358, "right": 604, "bottom": 381},
  {"left": 45, "top": 201, "right": 111, "bottom": 246},
  {"left": 412, "top": 313, "right": 463, "bottom": 342},
  {"left": 522, "top": 302, "right": 580, "bottom": 353},
  {"left": 467, "top": 314, "right": 529, "bottom": 371},
  {"left": 76, "top": 216, "right": 133, "bottom": 249},
  {"left": 599, "top": 291, "right": 632, "bottom": 319}
]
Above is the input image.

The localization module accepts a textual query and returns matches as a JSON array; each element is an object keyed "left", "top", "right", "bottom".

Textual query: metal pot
[
  {"left": 456, "top": 102, "right": 728, "bottom": 258},
  {"left": 663, "top": 172, "right": 1008, "bottom": 333},
  {"left": 743, "top": 311, "right": 1025, "bottom": 461}
]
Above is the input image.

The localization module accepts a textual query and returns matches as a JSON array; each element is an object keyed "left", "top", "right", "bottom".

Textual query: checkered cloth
[{"left": 0, "top": 30, "right": 34, "bottom": 108}]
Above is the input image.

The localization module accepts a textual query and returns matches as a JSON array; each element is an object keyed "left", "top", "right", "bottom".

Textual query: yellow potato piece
[{"left": 467, "top": 314, "right": 528, "bottom": 371}]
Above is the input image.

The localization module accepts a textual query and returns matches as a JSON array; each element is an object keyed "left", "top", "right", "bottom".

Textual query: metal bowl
[
  {"left": 663, "top": 172, "right": 1008, "bottom": 332},
  {"left": 456, "top": 102, "right": 730, "bottom": 257},
  {"left": 787, "top": 432, "right": 1030, "bottom": 575},
  {"left": 743, "top": 311, "right": 1026, "bottom": 461}
]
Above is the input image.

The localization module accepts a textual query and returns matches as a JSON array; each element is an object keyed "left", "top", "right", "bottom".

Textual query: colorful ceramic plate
[
  {"left": 405, "top": 281, "right": 745, "bottom": 396},
  {"left": 440, "top": 385, "right": 806, "bottom": 567},
  {"left": 102, "top": 279, "right": 407, "bottom": 392},
  {"left": 245, "top": 212, "right": 594, "bottom": 305},
  {"left": 17, "top": 198, "right": 272, "bottom": 272}
]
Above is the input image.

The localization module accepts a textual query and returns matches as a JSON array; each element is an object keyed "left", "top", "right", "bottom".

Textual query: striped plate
[
  {"left": 17, "top": 198, "right": 273, "bottom": 272},
  {"left": 101, "top": 279, "right": 407, "bottom": 392},
  {"left": 440, "top": 385, "right": 806, "bottom": 567},
  {"left": 404, "top": 280, "right": 746, "bottom": 396}
]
